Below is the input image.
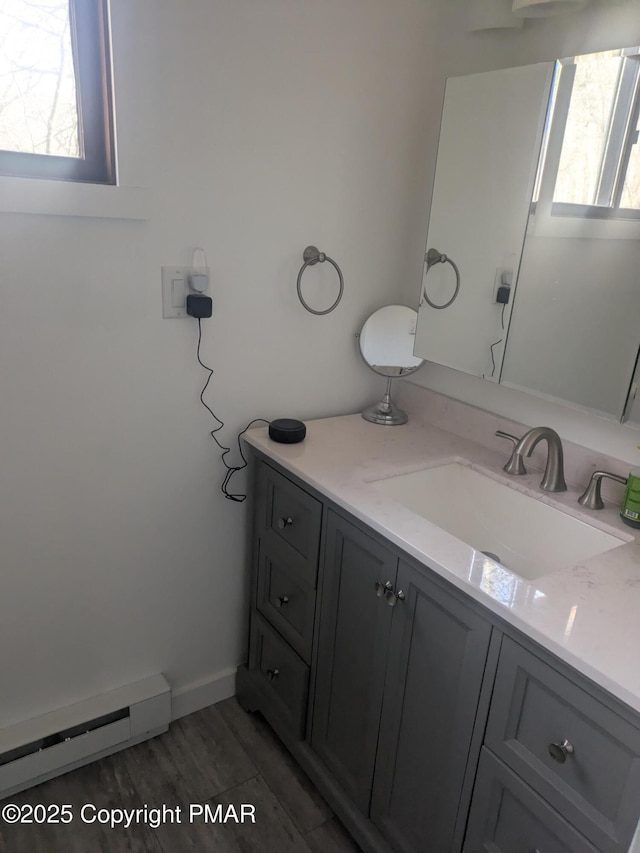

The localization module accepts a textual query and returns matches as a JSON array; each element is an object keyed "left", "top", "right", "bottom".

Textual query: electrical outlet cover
[{"left": 162, "top": 267, "right": 188, "bottom": 318}]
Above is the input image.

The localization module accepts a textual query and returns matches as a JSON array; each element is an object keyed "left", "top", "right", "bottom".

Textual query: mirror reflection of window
[
  {"left": 541, "top": 48, "right": 640, "bottom": 217},
  {"left": 621, "top": 102, "right": 640, "bottom": 209},
  {"left": 554, "top": 50, "right": 623, "bottom": 206}
]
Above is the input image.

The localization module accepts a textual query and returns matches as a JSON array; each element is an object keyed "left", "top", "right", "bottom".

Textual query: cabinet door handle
[
  {"left": 375, "top": 580, "right": 393, "bottom": 597},
  {"left": 277, "top": 516, "right": 293, "bottom": 529},
  {"left": 276, "top": 595, "right": 290, "bottom": 608},
  {"left": 548, "top": 739, "right": 574, "bottom": 763},
  {"left": 385, "top": 588, "right": 406, "bottom": 607},
  {"left": 265, "top": 668, "right": 280, "bottom": 681}
]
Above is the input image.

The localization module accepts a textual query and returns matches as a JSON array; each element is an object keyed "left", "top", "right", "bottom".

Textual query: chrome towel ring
[
  {"left": 296, "top": 246, "right": 344, "bottom": 315},
  {"left": 422, "top": 248, "right": 461, "bottom": 310}
]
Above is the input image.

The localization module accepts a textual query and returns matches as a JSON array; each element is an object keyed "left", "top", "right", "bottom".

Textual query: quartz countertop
[{"left": 245, "top": 413, "right": 640, "bottom": 716}]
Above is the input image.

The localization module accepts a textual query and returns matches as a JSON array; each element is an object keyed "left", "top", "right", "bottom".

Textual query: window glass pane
[
  {"left": 0, "top": 0, "right": 80, "bottom": 158},
  {"left": 553, "top": 50, "right": 623, "bottom": 206},
  {"left": 620, "top": 109, "right": 640, "bottom": 210}
]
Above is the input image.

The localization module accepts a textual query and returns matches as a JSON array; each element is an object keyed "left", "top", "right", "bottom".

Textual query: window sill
[
  {"left": 0, "top": 177, "right": 147, "bottom": 220},
  {"left": 528, "top": 208, "right": 640, "bottom": 241}
]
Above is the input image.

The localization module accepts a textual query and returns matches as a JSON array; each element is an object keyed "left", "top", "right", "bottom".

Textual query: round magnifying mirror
[{"left": 358, "top": 305, "right": 424, "bottom": 425}]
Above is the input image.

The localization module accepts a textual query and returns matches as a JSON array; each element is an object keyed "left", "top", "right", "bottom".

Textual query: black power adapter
[
  {"left": 496, "top": 284, "right": 511, "bottom": 305},
  {"left": 187, "top": 294, "right": 212, "bottom": 318}
]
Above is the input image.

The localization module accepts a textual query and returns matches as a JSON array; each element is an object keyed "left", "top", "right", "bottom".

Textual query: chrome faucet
[{"left": 496, "top": 426, "right": 567, "bottom": 492}]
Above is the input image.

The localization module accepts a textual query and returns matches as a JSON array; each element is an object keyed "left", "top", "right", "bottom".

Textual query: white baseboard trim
[{"left": 170, "top": 667, "right": 237, "bottom": 720}]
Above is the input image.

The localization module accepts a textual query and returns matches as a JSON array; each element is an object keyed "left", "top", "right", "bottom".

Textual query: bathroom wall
[
  {"left": 501, "top": 232, "right": 640, "bottom": 419},
  {"left": 404, "top": 0, "right": 640, "bottom": 466},
  {"left": 0, "top": 0, "right": 436, "bottom": 728}
]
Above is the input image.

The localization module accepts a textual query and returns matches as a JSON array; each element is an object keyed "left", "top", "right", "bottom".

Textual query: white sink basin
[{"left": 372, "top": 462, "right": 628, "bottom": 580}]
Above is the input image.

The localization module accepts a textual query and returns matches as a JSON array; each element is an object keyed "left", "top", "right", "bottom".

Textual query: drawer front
[
  {"left": 257, "top": 462, "right": 322, "bottom": 585},
  {"left": 249, "top": 613, "right": 309, "bottom": 739},
  {"left": 486, "top": 636, "right": 640, "bottom": 852},
  {"left": 256, "top": 539, "right": 316, "bottom": 663},
  {"left": 464, "top": 748, "right": 599, "bottom": 853}
]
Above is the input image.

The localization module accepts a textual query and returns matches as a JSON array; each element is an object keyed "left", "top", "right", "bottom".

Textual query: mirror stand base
[
  {"left": 362, "top": 403, "right": 408, "bottom": 426},
  {"left": 362, "top": 384, "right": 408, "bottom": 426}
]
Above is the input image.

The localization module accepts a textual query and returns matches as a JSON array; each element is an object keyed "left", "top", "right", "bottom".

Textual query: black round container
[{"left": 269, "top": 418, "right": 306, "bottom": 444}]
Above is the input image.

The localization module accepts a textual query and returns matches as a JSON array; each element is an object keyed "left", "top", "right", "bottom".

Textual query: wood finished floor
[{"left": 0, "top": 698, "right": 362, "bottom": 853}]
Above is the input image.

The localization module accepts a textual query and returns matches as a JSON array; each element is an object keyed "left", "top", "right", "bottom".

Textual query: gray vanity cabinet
[
  {"left": 312, "top": 509, "right": 493, "bottom": 852},
  {"left": 371, "top": 558, "right": 492, "bottom": 853},
  {"left": 239, "top": 454, "right": 640, "bottom": 853}
]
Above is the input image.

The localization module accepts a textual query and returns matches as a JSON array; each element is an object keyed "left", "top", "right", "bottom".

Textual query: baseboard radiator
[{"left": 0, "top": 674, "right": 171, "bottom": 799}]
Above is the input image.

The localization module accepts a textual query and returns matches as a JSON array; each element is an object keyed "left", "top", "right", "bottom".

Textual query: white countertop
[{"left": 245, "top": 413, "right": 640, "bottom": 716}]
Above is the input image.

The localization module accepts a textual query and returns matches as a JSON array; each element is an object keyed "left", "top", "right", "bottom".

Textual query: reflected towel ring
[
  {"left": 296, "top": 246, "right": 344, "bottom": 315},
  {"left": 422, "top": 248, "right": 461, "bottom": 310}
]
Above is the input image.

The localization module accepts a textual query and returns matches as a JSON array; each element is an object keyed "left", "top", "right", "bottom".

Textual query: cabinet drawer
[
  {"left": 486, "top": 636, "right": 640, "bottom": 852},
  {"left": 464, "top": 748, "right": 599, "bottom": 853},
  {"left": 256, "top": 462, "right": 322, "bottom": 585},
  {"left": 256, "top": 538, "right": 316, "bottom": 663},
  {"left": 249, "top": 613, "right": 309, "bottom": 739}
]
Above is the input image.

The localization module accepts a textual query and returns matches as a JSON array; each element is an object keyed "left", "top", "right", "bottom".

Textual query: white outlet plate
[{"left": 162, "top": 267, "right": 188, "bottom": 318}]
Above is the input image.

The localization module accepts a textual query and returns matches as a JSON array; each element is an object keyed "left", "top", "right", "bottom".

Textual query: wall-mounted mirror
[
  {"left": 358, "top": 305, "right": 424, "bottom": 425},
  {"left": 414, "top": 47, "right": 640, "bottom": 425}
]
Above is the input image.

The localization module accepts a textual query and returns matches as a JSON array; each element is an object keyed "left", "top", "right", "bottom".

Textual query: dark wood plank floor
[{"left": 0, "top": 698, "right": 361, "bottom": 853}]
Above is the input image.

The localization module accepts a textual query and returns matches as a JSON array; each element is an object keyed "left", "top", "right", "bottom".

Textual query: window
[
  {"left": 0, "top": 0, "right": 115, "bottom": 184},
  {"left": 534, "top": 48, "right": 640, "bottom": 220}
]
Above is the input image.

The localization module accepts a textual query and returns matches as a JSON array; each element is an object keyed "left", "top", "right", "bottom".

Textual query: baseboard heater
[{"left": 0, "top": 674, "right": 171, "bottom": 799}]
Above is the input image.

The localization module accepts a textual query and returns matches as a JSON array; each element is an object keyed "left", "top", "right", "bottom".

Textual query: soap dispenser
[{"left": 621, "top": 468, "right": 640, "bottom": 528}]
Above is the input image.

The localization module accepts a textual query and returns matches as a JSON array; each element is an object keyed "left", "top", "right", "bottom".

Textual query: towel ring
[
  {"left": 422, "top": 248, "right": 461, "bottom": 310},
  {"left": 296, "top": 246, "right": 344, "bottom": 315}
]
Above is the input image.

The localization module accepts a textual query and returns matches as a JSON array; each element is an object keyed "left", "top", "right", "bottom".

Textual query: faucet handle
[
  {"left": 495, "top": 430, "right": 527, "bottom": 475},
  {"left": 578, "top": 471, "right": 628, "bottom": 510},
  {"left": 495, "top": 430, "right": 519, "bottom": 446}
]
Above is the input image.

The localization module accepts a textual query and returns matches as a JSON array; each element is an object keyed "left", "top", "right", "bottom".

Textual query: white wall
[
  {"left": 502, "top": 231, "right": 640, "bottom": 418},
  {"left": 406, "top": 0, "right": 640, "bottom": 466},
  {"left": 0, "top": 0, "right": 436, "bottom": 728}
]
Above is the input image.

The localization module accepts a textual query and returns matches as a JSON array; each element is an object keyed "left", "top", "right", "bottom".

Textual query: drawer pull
[
  {"left": 548, "top": 739, "right": 574, "bottom": 763},
  {"left": 265, "top": 668, "right": 280, "bottom": 681},
  {"left": 385, "top": 588, "right": 406, "bottom": 607},
  {"left": 375, "top": 580, "right": 393, "bottom": 597},
  {"left": 276, "top": 595, "right": 290, "bottom": 608},
  {"left": 277, "top": 516, "right": 293, "bottom": 529}
]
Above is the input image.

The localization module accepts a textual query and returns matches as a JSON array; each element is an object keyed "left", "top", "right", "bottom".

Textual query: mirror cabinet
[{"left": 414, "top": 47, "right": 640, "bottom": 425}]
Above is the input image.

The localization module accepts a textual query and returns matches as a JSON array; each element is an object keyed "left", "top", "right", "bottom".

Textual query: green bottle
[{"left": 621, "top": 468, "right": 640, "bottom": 529}]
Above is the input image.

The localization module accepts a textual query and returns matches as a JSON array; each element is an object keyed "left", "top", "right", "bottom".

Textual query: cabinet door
[
  {"left": 372, "top": 559, "right": 492, "bottom": 853},
  {"left": 311, "top": 510, "right": 397, "bottom": 813}
]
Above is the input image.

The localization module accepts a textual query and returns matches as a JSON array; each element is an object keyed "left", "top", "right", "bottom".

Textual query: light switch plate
[{"left": 162, "top": 267, "right": 188, "bottom": 318}]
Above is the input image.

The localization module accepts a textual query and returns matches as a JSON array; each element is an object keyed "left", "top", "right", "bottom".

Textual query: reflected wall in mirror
[
  {"left": 414, "top": 47, "right": 640, "bottom": 425},
  {"left": 358, "top": 305, "right": 424, "bottom": 425},
  {"left": 501, "top": 48, "right": 640, "bottom": 421},
  {"left": 414, "top": 62, "right": 555, "bottom": 380}
]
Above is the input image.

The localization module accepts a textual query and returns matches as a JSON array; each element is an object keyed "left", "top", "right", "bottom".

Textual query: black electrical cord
[
  {"left": 195, "top": 319, "right": 269, "bottom": 501},
  {"left": 484, "top": 303, "right": 507, "bottom": 380}
]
